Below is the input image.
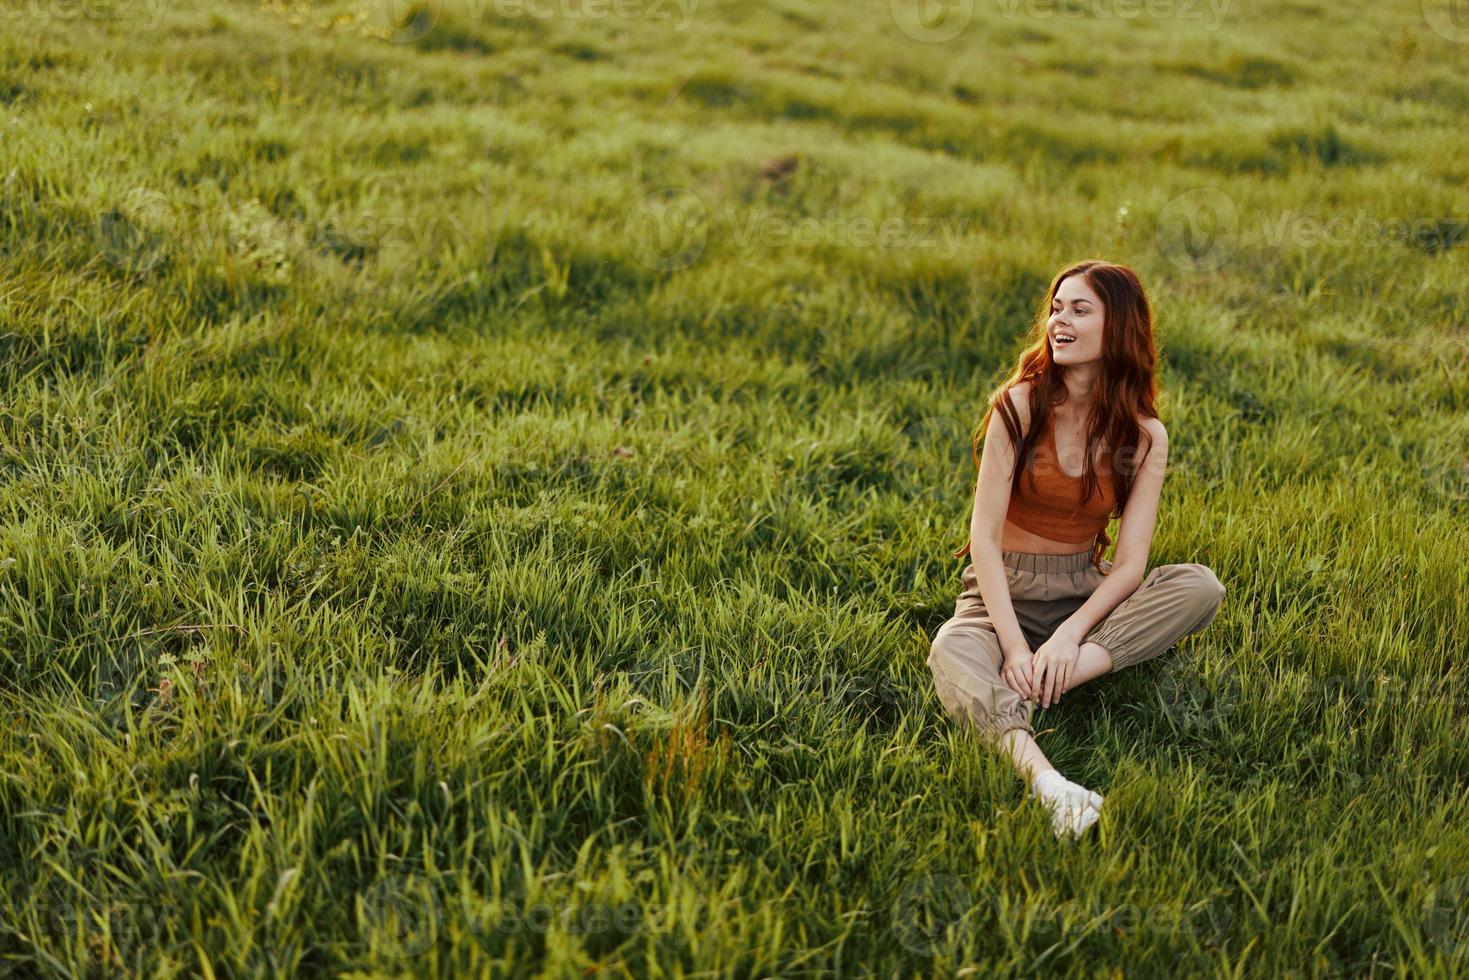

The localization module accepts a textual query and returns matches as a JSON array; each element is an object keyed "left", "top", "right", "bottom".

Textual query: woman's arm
[
  {"left": 968, "top": 384, "right": 1034, "bottom": 661},
  {"left": 1052, "top": 417, "right": 1169, "bottom": 643}
]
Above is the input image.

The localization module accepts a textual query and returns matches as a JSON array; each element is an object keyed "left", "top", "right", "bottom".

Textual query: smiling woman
[{"left": 931, "top": 259, "right": 1226, "bottom": 838}]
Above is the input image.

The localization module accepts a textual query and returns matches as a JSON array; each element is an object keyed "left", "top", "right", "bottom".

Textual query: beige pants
[{"left": 927, "top": 549, "right": 1226, "bottom": 739}]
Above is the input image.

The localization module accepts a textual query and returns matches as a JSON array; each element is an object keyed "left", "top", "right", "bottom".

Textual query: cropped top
[
  {"left": 1007, "top": 414, "right": 1117, "bottom": 540},
  {"left": 951, "top": 413, "right": 1118, "bottom": 563}
]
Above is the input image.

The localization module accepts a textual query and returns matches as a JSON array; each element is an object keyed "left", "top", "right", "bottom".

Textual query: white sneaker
[{"left": 1030, "top": 771, "right": 1104, "bottom": 838}]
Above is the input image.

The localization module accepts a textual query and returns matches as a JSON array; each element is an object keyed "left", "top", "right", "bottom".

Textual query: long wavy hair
[{"left": 952, "top": 260, "right": 1160, "bottom": 572}]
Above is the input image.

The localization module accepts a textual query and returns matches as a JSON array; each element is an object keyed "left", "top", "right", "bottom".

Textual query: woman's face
[{"left": 1048, "top": 275, "right": 1105, "bottom": 366}]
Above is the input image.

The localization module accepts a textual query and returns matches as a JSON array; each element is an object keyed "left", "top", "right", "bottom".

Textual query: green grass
[{"left": 0, "top": 0, "right": 1467, "bottom": 975}]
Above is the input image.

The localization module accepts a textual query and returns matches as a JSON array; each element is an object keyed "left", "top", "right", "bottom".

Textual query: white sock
[{"left": 1030, "top": 770, "right": 1104, "bottom": 838}]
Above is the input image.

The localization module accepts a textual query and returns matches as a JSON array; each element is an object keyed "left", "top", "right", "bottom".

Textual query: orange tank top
[
  {"left": 1007, "top": 415, "right": 1117, "bottom": 540},
  {"left": 951, "top": 414, "right": 1118, "bottom": 561}
]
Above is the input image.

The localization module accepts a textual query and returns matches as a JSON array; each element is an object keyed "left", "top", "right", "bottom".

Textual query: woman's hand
[
  {"left": 1031, "top": 633, "right": 1081, "bottom": 708},
  {"left": 1001, "top": 650, "right": 1035, "bottom": 701}
]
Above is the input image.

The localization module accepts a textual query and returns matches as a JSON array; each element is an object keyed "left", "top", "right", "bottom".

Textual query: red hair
[{"left": 953, "top": 259, "right": 1160, "bottom": 572}]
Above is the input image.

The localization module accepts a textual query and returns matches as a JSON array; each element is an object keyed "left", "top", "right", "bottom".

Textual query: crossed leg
[
  {"left": 999, "top": 642, "right": 1111, "bottom": 779},
  {"left": 929, "top": 562, "right": 1226, "bottom": 836}
]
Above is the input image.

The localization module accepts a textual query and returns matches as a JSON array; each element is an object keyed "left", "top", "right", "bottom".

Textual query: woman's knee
[
  {"left": 930, "top": 668, "right": 1033, "bottom": 738},
  {"left": 1169, "top": 563, "right": 1226, "bottom": 627},
  {"left": 1161, "top": 562, "right": 1223, "bottom": 601},
  {"left": 928, "top": 620, "right": 1001, "bottom": 669},
  {"left": 927, "top": 626, "right": 1030, "bottom": 736}
]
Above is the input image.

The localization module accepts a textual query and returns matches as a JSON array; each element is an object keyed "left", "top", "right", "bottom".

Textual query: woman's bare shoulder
[
  {"left": 997, "top": 380, "right": 1035, "bottom": 431},
  {"left": 1136, "top": 415, "right": 1167, "bottom": 452}
]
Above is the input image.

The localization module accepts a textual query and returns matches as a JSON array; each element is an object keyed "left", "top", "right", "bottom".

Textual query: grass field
[{"left": 1, "top": 0, "right": 1467, "bottom": 974}]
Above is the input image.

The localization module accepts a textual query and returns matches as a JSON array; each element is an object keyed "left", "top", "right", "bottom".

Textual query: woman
[{"left": 929, "top": 259, "right": 1226, "bottom": 838}]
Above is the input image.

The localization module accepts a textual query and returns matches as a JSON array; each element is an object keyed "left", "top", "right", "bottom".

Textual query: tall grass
[{"left": 0, "top": 0, "right": 1466, "bottom": 974}]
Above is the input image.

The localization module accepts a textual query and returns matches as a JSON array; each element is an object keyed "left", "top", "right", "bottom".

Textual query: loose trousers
[{"left": 927, "top": 549, "right": 1226, "bottom": 738}]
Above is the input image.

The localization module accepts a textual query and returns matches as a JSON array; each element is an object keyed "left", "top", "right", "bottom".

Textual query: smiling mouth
[{"left": 1054, "top": 334, "right": 1076, "bottom": 345}]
